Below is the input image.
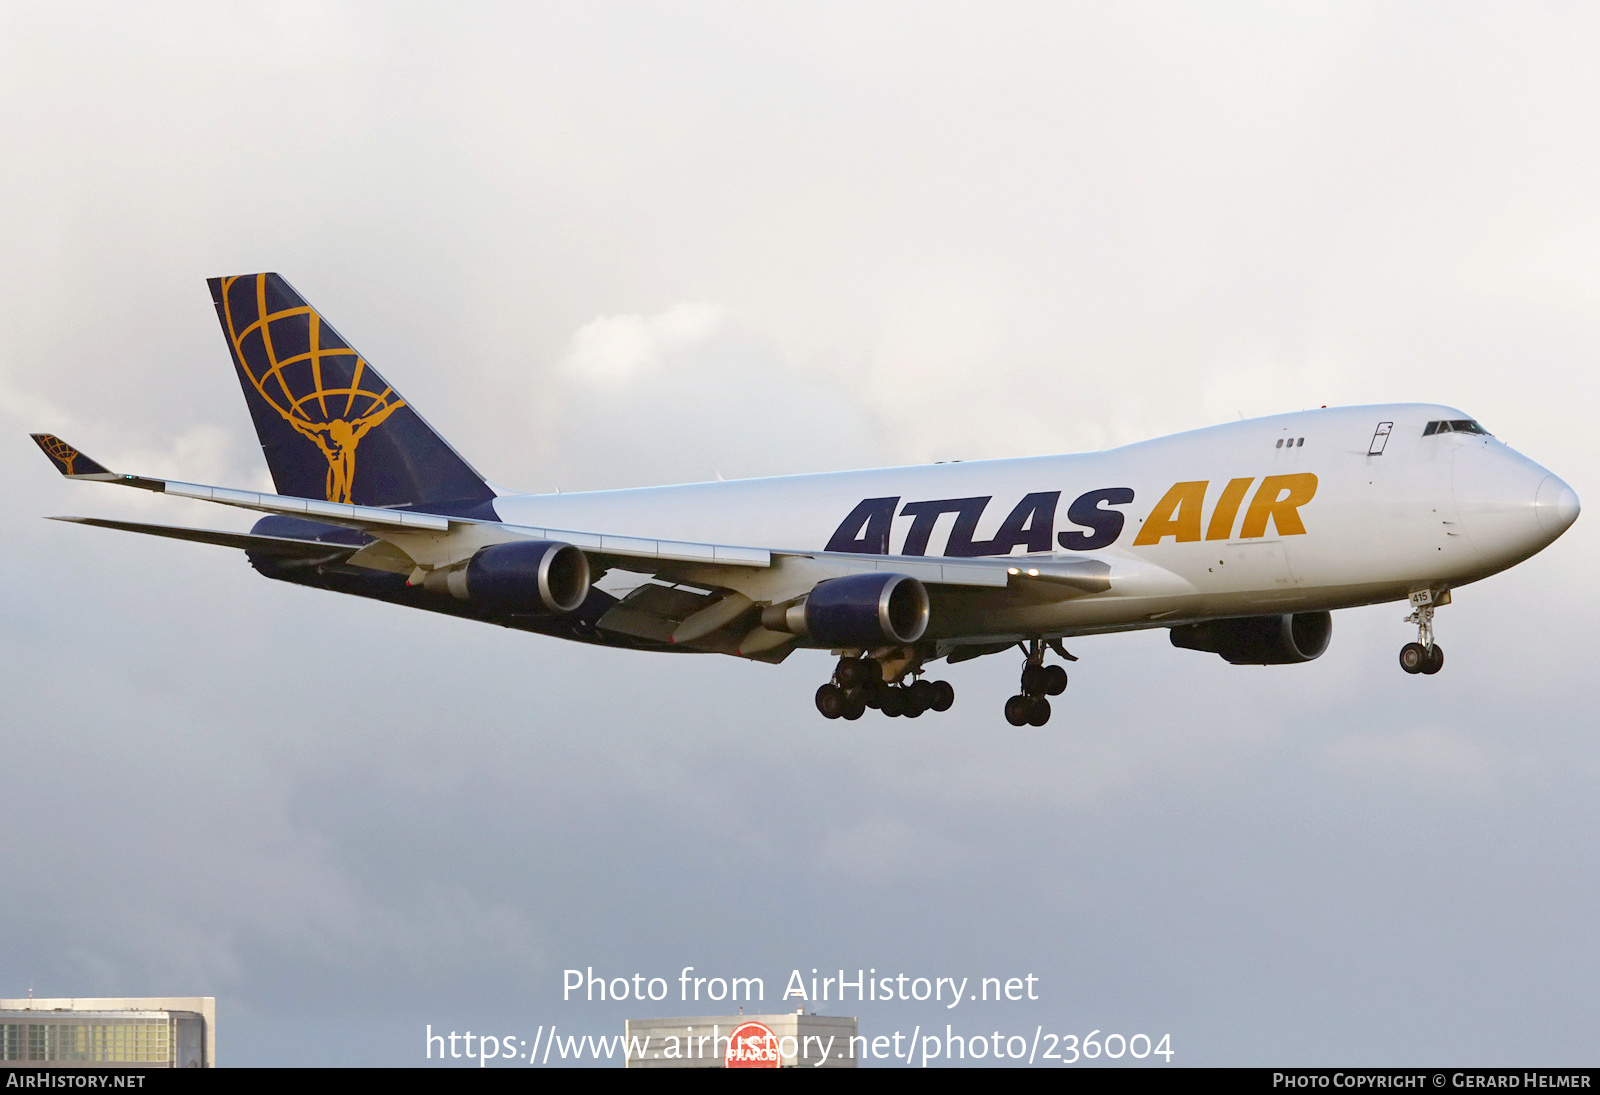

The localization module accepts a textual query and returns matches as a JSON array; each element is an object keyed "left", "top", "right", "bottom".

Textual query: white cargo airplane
[{"left": 33, "top": 274, "right": 1580, "bottom": 725}]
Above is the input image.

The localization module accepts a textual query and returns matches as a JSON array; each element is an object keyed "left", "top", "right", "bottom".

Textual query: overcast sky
[{"left": 2, "top": 1, "right": 1597, "bottom": 1067}]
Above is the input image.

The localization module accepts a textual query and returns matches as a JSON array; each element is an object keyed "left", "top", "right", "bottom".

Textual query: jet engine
[
  {"left": 425, "top": 539, "right": 591, "bottom": 614},
  {"left": 762, "top": 572, "right": 930, "bottom": 647},
  {"left": 1168, "top": 611, "right": 1332, "bottom": 665}
]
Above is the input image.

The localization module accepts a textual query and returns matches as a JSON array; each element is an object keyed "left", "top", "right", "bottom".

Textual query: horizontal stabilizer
[
  {"left": 48, "top": 516, "right": 360, "bottom": 561},
  {"left": 31, "top": 434, "right": 113, "bottom": 478}
]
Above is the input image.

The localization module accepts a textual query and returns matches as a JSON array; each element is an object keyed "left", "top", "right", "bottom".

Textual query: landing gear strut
[
  {"left": 1399, "top": 589, "right": 1447, "bottom": 675},
  {"left": 1004, "top": 638, "right": 1070, "bottom": 726},
  {"left": 815, "top": 653, "right": 956, "bottom": 721}
]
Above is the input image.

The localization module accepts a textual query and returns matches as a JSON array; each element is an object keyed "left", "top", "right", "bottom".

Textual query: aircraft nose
[
  {"left": 1535, "top": 473, "right": 1580, "bottom": 536},
  {"left": 1452, "top": 442, "right": 1578, "bottom": 569}
]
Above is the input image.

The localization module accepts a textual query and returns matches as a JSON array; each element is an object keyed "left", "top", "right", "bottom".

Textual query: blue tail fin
[{"left": 208, "top": 273, "right": 496, "bottom": 514}]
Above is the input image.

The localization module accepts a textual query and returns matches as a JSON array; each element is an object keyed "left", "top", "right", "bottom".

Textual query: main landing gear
[
  {"left": 1004, "top": 638, "right": 1071, "bottom": 727},
  {"left": 815, "top": 654, "right": 956, "bottom": 721},
  {"left": 1398, "top": 588, "right": 1448, "bottom": 675}
]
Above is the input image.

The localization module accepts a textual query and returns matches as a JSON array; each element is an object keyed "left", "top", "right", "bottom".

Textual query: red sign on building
[{"left": 725, "top": 1021, "right": 780, "bottom": 1068}]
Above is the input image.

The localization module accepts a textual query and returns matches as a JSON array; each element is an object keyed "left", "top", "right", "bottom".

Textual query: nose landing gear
[
  {"left": 1004, "top": 638, "right": 1071, "bottom": 726},
  {"left": 1399, "top": 589, "right": 1448, "bottom": 675}
]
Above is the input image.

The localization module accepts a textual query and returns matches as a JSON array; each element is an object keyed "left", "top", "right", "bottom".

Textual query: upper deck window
[{"left": 1423, "top": 419, "right": 1489, "bottom": 436}]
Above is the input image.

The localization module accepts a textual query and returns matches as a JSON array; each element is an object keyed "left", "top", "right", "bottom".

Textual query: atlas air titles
[{"left": 826, "top": 474, "right": 1320, "bottom": 556}]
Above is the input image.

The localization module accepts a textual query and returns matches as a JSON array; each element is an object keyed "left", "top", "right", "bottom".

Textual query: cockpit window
[{"left": 1423, "top": 419, "right": 1489, "bottom": 436}]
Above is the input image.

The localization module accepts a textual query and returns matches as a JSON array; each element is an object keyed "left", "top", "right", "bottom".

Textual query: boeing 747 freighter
[{"left": 33, "top": 274, "right": 1580, "bottom": 725}]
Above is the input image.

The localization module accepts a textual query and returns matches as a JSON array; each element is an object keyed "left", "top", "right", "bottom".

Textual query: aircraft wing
[
  {"left": 33, "top": 433, "right": 1112, "bottom": 654},
  {"left": 46, "top": 516, "right": 363, "bottom": 563}
]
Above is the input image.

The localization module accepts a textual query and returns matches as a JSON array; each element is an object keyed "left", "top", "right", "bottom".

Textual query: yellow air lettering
[
  {"left": 1238, "top": 473, "right": 1318, "bottom": 538},
  {"left": 1132, "top": 481, "right": 1208, "bottom": 545},
  {"left": 1205, "top": 477, "right": 1255, "bottom": 541}
]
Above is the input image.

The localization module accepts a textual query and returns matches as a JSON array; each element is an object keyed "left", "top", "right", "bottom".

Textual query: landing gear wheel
[
  {"left": 839, "top": 659, "right": 876, "bottom": 689},
  {"left": 1021, "top": 665, "right": 1052, "bottom": 695},
  {"left": 929, "top": 680, "right": 955, "bottom": 712},
  {"left": 1399, "top": 643, "right": 1427, "bottom": 674},
  {"left": 1004, "top": 695, "right": 1031, "bottom": 726},
  {"left": 1043, "top": 665, "right": 1068, "bottom": 696},
  {"left": 908, "top": 679, "right": 936, "bottom": 710},
  {"left": 879, "top": 688, "right": 905, "bottom": 718},
  {"left": 815, "top": 683, "right": 846, "bottom": 718},
  {"left": 1421, "top": 644, "right": 1444, "bottom": 675},
  {"left": 841, "top": 695, "right": 866, "bottom": 720},
  {"left": 1026, "top": 696, "right": 1052, "bottom": 727}
]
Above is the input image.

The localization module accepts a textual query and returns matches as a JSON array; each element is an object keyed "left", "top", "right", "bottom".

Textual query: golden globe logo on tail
[{"left": 217, "top": 272, "right": 405, "bottom": 504}]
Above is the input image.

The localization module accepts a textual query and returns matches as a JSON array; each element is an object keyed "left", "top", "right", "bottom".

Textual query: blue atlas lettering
[
  {"left": 976, "top": 491, "right": 1059, "bottom": 554},
  {"left": 899, "top": 497, "right": 991, "bottom": 556},
  {"left": 1057, "top": 487, "right": 1134, "bottom": 551},
  {"left": 825, "top": 496, "right": 898, "bottom": 553},
  {"left": 828, "top": 487, "right": 1137, "bottom": 557}
]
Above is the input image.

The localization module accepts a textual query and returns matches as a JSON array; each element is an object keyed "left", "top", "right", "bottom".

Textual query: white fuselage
[{"left": 491, "top": 404, "right": 1577, "bottom": 641}]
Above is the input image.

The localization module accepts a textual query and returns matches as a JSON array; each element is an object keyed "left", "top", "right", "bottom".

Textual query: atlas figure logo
[
  {"left": 215, "top": 272, "right": 405, "bottom": 505},
  {"left": 826, "top": 474, "right": 1320, "bottom": 556}
]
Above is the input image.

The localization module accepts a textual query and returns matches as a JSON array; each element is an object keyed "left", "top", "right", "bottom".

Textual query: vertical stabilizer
[{"left": 208, "top": 273, "right": 496, "bottom": 514}]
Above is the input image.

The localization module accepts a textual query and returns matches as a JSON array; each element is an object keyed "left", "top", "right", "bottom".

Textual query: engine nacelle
[
  {"left": 1169, "top": 611, "right": 1332, "bottom": 665},
  {"left": 427, "top": 540, "right": 591, "bottom": 614},
  {"left": 763, "top": 572, "right": 931, "bottom": 647}
]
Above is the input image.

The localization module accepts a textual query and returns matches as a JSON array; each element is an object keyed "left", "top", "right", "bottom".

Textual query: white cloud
[{"left": 560, "top": 303, "right": 723, "bottom": 387}]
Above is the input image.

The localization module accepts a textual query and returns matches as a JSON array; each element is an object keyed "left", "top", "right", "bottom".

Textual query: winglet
[{"left": 30, "top": 434, "right": 115, "bottom": 479}]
